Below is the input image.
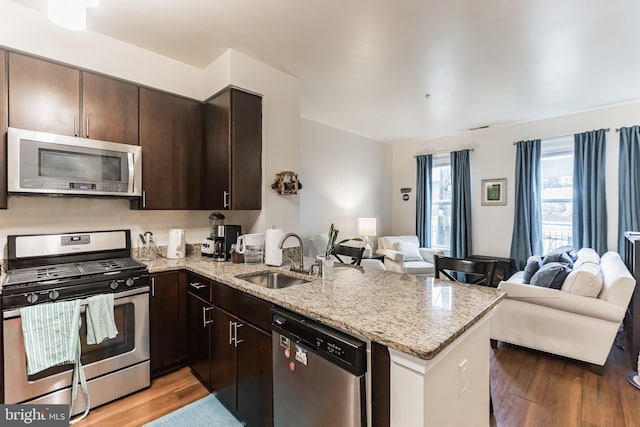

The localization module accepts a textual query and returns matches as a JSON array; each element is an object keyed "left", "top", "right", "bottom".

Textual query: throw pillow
[
  {"left": 530, "top": 262, "right": 572, "bottom": 289},
  {"left": 554, "top": 245, "right": 578, "bottom": 262},
  {"left": 561, "top": 262, "right": 604, "bottom": 298},
  {"left": 394, "top": 241, "right": 423, "bottom": 261},
  {"left": 522, "top": 255, "right": 543, "bottom": 284},
  {"left": 574, "top": 248, "right": 600, "bottom": 268},
  {"left": 542, "top": 250, "right": 574, "bottom": 267}
]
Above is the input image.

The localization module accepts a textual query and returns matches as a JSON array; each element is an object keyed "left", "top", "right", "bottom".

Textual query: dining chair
[
  {"left": 331, "top": 245, "right": 365, "bottom": 265},
  {"left": 434, "top": 255, "right": 497, "bottom": 287}
]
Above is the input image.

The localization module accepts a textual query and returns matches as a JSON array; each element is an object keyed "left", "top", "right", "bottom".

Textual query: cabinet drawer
[
  {"left": 212, "top": 281, "right": 272, "bottom": 332},
  {"left": 186, "top": 273, "right": 211, "bottom": 302}
]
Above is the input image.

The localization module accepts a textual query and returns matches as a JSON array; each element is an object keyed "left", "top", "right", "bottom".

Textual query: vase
[{"left": 322, "top": 256, "right": 335, "bottom": 280}]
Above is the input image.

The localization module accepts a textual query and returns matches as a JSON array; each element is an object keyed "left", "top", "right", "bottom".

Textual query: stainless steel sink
[{"left": 237, "top": 271, "right": 311, "bottom": 289}]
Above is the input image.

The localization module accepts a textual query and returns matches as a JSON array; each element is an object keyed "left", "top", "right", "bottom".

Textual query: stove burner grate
[{"left": 5, "top": 263, "right": 82, "bottom": 286}]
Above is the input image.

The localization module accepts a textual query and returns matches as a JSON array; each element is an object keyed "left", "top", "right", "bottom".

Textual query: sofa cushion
[
  {"left": 561, "top": 262, "right": 603, "bottom": 298},
  {"left": 394, "top": 241, "right": 423, "bottom": 261},
  {"left": 530, "top": 262, "right": 572, "bottom": 289},
  {"left": 522, "top": 256, "right": 543, "bottom": 284},
  {"left": 574, "top": 248, "right": 600, "bottom": 268}
]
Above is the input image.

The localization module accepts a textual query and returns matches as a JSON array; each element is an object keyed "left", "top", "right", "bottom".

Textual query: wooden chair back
[
  {"left": 331, "top": 245, "right": 365, "bottom": 265},
  {"left": 434, "top": 255, "right": 497, "bottom": 286}
]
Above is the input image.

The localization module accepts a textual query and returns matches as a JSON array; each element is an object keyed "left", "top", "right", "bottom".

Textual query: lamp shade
[{"left": 357, "top": 218, "right": 377, "bottom": 236}]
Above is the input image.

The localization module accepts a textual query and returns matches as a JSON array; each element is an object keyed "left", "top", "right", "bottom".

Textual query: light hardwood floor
[
  {"left": 490, "top": 340, "right": 640, "bottom": 427},
  {"left": 75, "top": 342, "right": 640, "bottom": 427},
  {"left": 75, "top": 367, "right": 209, "bottom": 427}
]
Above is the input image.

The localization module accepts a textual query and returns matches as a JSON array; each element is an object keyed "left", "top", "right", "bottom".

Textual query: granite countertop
[{"left": 143, "top": 254, "right": 505, "bottom": 360}]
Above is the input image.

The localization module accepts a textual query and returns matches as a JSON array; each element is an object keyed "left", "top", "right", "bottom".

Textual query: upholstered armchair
[{"left": 376, "top": 235, "right": 444, "bottom": 274}]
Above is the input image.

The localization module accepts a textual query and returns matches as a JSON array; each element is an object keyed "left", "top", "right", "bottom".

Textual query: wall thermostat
[{"left": 400, "top": 187, "right": 412, "bottom": 194}]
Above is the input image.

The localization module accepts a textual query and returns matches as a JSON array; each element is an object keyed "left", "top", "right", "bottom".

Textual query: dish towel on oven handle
[
  {"left": 86, "top": 293, "right": 118, "bottom": 345},
  {"left": 20, "top": 300, "right": 91, "bottom": 423}
]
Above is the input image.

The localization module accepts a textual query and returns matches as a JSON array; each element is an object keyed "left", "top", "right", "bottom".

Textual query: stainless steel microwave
[{"left": 7, "top": 128, "right": 142, "bottom": 197}]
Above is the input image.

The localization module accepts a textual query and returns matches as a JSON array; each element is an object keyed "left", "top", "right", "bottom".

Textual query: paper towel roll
[{"left": 265, "top": 228, "right": 285, "bottom": 266}]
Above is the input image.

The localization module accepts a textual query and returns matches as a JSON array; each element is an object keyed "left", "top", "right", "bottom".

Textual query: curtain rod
[
  {"left": 414, "top": 146, "right": 475, "bottom": 158},
  {"left": 511, "top": 128, "right": 610, "bottom": 145}
]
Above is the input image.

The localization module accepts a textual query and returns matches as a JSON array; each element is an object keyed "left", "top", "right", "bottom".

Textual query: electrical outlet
[{"left": 459, "top": 359, "right": 468, "bottom": 396}]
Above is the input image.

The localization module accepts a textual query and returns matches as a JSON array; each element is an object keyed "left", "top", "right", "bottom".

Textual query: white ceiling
[{"left": 11, "top": 0, "right": 640, "bottom": 143}]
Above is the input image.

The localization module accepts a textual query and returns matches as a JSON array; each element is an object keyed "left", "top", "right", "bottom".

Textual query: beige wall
[
  {"left": 392, "top": 101, "right": 640, "bottom": 258},
  {"left": 299, "top": 118, "right": 392, "bottom": 241}
]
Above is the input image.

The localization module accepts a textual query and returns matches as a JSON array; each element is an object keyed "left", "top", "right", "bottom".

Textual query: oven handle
[{"left": 2, "top": 286, "right": 150, "bottom": 319}]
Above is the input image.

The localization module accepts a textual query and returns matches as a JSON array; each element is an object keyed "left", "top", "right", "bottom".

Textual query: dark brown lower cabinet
[
  {"left": 186, "top": 290, "right": 213, "bottom": 388},
  {"left": 150, "top": 271, "right": 187, "bottom": 377},
  {"left": 212, "top": 306, "right": 272, "bottom": 427}
]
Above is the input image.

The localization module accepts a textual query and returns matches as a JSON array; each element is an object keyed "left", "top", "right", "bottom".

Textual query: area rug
[{"left": 143, "top": 394, "right": 242, "bottom": 427}]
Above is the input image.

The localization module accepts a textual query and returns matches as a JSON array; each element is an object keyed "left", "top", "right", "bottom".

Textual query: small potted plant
[{"left": 322, "top": 224, "right": 361, "bottom": 279}]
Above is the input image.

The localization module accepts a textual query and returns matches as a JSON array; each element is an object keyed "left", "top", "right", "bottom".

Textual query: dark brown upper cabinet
[
  {"left": 135, "top": 87, "right": 203, "bottom": 210},
  {"left": 1, "top": 49, "right": 7, "bottom": 209},
  {"left": 8, "top": 52, "right": 138, "bottom": 145},
  {"left": 9, "top": 52, "right": 80, "bottom": 137},
  {"left": 203, "top": 88, "right": 262, "bottom": 210},
  {"left": 81, "top": 72, "right": 138, "bottom": 145}
]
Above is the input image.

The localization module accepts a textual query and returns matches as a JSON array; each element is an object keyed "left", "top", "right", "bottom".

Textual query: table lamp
[{"left": 357, "top": 218, "right": 377, "bottom": 257}]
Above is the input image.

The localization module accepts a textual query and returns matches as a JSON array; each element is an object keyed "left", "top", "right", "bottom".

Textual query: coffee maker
[
  {"left": 202, "top": 212, "right": 241, "bottom": 261},
  {"left": 212, "top": 225, "right": 241, "bottom": 261}
]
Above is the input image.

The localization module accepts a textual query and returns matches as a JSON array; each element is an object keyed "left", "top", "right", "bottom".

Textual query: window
[
  {"left": 540, "top": 137, "right": 573, "bottom": 252},
  {"left": 431, "top": 154, "right": 451, "bottom": 251}
]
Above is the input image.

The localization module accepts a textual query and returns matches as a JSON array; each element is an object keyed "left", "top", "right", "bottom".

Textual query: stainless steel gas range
[{"left": 2, "top": 230, "right": 150, "bottom": 415}]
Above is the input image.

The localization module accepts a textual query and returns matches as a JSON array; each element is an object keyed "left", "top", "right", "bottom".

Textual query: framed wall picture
[{"left": 481, "top": 178, "right": 506, "bottom": 206}]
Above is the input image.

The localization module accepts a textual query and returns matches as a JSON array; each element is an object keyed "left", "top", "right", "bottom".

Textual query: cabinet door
[
  {"left": 187, "top": 292, "right": 213, "bottom": 387},
  {"left": 82, "top": 72, "right": 139, "bottom": 145},
  {"left": 211, "top": 307, "right": 238, "bottom": 413},
  {"left": 230, "top": 89, "right": 262, "bottom": 210},
  {"left": 236, "top": 322, "right": 273, "bottom": 427},
  {"left": 203, "top": 91, "right": 230, "bottom": 210},
  {"left": 8, "top": 52, "right": 80, "bottom": 136},
  {"left": 150, "top": 272, "right": 181, "bottom": 376},
  {"left": 0, "top": 49, "right": 7, "bottom": 209},
  {"left": 203, "top": 88, "right": 262, "bottom": 210},
  {"left": 138, "top": 88, "right": 202, "bottom": 210}
]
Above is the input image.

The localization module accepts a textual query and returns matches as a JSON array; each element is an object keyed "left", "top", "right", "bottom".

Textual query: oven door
[{"left": 3, "top": 287, "right": 149, "bottom": 405}]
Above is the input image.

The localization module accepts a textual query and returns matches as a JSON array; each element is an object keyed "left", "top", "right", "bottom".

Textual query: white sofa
[
  {"left": 376, "top": 235, "right": 444, "bottom": 274},
  {"left": 490, "top": 251, "right": 636, "bottom": 370}
]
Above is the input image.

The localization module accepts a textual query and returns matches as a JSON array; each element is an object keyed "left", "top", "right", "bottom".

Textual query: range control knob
[
  {"left": 109, "top": 280, "right": 119, "bottom": 290},
  {"left": 125, "top": 278, "right": 134, "bottom": 287},
  {"left": 48, "top": 290, "right": 60, "bottom": 301},
  {"left": 26, "top": 293, "right": 39, "bottom": 304}
]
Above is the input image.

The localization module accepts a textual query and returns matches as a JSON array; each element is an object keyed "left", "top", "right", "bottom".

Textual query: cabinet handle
[
  {"left": 85, "top": 117, "right": 90, "bottom": 137},
  {"left": 189, "top": 282, "right": 206, "bottom": 290},
  {"left": 151, "top": 277, "right": 155, "bottom": 297},
  {"left": 229, "top": 321, "right": 234, "bottom": 345},
  {"left": 223, "top": 191, "right": 230, "bottom": 208},
  {"left": 203, "top": 306, "right": 213, "bottom": 327},
  {"left": 142, "top": 190, "right": 146, "bottom": 208},
  {"left": 234, "top": 322, "right": 244, "bottom": 347}
]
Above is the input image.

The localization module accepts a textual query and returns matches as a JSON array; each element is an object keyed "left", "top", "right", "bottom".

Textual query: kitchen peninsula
[{"left": 144, "top": 254, "right": 505, "bottom": 427}]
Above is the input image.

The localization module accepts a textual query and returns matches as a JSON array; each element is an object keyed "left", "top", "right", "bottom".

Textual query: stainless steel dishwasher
[{"left": 271, "top": 307, "right": 367, "bottom": 427}]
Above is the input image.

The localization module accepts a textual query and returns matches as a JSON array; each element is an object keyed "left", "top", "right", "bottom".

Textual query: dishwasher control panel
[{"left": 272, "top": 307, "right": 367, "bottom": 376}]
